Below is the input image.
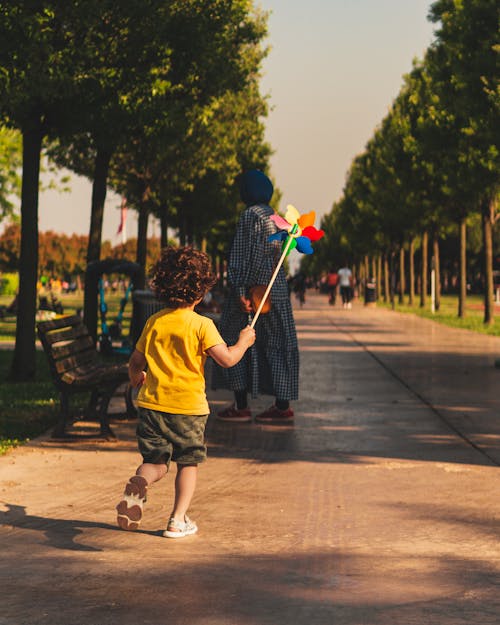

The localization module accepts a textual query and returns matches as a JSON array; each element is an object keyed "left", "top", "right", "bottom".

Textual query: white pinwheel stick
[{"left": 250, "top": 224, "right": 298, "bottom": 329}]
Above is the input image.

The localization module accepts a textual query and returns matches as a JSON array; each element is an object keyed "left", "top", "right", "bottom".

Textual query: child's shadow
[{"left": 1, "top": 503, "right": 159, "bottom": 552}]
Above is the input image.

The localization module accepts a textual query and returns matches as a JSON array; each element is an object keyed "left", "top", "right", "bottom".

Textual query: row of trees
[
  {"left": 0, "top": 223, "right": 163, "bottom": 280},
  {"left": 304, "top": 0, "right": 498, "bottom": 322},
  {"left": 0, "top": 1, "right": 273, "bottom": 380}
]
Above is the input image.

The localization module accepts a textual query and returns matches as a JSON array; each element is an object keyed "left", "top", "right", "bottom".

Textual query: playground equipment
[{"left": 85, "top": 259, "right": 144, "bottom": 357}]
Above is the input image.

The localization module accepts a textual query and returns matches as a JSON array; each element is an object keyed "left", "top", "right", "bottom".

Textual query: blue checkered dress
[{"left": 211, "top": 204, "right": 299, "bottom": 400}]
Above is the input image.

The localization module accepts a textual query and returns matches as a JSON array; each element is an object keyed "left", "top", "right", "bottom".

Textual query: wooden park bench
[{"left": 37, "top": 314, "right": 135, "bottom": 439}]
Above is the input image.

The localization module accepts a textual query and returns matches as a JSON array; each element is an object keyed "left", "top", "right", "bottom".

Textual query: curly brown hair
[{"left": 149, "top": 246, "right": 217, "bottom": 308}]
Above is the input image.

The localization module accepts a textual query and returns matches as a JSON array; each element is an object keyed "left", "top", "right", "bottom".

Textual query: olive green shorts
[{"left": 136, "top": 407, "right": 208, "bottom": 466}]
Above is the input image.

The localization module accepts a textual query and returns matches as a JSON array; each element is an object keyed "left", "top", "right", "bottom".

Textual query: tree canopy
[
  {"left": 307, "top": 0, "right": 498, "bottom": 323},
  {"left": 0, "top": 1, "right": 273, "bottom": 378}
]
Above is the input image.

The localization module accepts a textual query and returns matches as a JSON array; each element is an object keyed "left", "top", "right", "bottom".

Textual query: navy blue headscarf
[{"left": 239, "top": 169, "right": 274, "bottom": 206}]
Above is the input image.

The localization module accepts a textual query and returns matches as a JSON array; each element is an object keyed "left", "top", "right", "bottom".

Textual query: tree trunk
[
  {"left": 135, "top": 204, "right": 149, "bottom": 290},
  {"left": 10, "top": 124, "right": 43, "bottom": 381},
  {"left": 458, "top": 216, "right": 467, "bottom": 318},
  {"left": 363, "top": 255, "right": 369, "bottom": 297},
  {"left": 420, "top": 231, "right": 428, "bottom": 308},
  {"left": 377, "top": 255, "right": 382, "bottom": 301},
  {"left": 356, "top": 261, "right": 363, "bottom": 298},
  {"left": 160, "top": 210, "right": 169, "bottom": 248},
  {"left": 432, "top": 232, "right": 441, "bottom": 312},
  {"left": 383, "top": 254, "right": 389, "bottom": 303},
  {"left": 84, "top": 148, "right": 112, "bottom": 341},
  {"left": 389, "top": 251, "right": 395, "bottom": 309},
  {"left": 409, "top": 238, "right": 415, "bottom": 306},
  {"left": 398, "top": 245, "right": 405, "bottom": 305},
  {"left": 179, "top": 215, "right": 186, "bottom": 246},
  {"left": 482, "top": 198, "right": 495, "bottom": 325},
  {"left": 186, "top": 214, "right": 194, "bottom": 246}
]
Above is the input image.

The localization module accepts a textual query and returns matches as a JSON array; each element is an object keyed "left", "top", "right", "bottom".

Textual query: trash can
[
  {"left": 131, "top": 291, "right": 222, "bottom": 346},
  {"left": 364, "top": 280, "right": 377, "bottom": 306},
  {"left": 131, "top": 290, "right": 165, "bottom": 345}
]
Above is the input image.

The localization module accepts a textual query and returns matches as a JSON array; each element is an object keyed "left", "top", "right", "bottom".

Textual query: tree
[
  {"left": 429, "top": 0, "right": 499, "bottom": 323},
  {"left": 0, "top": 222, "right": 21, "bottom": 272},
  {"left": 170, "top": 79, "right": 272, "bottom": 250},
  {"left": 0, "top": 1, "right": 271, "bottom": 375},
  {"left": 0, "top": 1, "right": 122, "bottom": 378},
  {"left": 51, "top": 1, "right": 270, "bottom": 339}
]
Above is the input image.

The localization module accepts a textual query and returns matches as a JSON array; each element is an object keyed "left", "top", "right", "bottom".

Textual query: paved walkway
[{"left": 1, "top": 293, "right": 499, "bottom": 625}]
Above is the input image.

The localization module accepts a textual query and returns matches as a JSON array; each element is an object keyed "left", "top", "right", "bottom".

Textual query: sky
[{"left": 37, "top": 0, "right": 436, "bottom": 244}]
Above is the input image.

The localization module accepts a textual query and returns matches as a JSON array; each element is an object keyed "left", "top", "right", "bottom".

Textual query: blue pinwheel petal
[
  {"left": 268, "top": 231, "right": 288, "bottom": 242},
  {"left": 295, "top": 236, "right": 314, "bottom": 254}
]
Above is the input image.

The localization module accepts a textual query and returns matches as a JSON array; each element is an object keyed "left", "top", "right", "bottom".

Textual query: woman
[{"left": 212, "top": 169, "right": 299, "bottom": 424}]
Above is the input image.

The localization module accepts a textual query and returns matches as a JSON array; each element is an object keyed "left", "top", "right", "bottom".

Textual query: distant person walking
[
  {"left": 338, "top": 264, "right": 353, "bottom": 309},
  {"left": 292, "top": 272, "right": 307, "bottom": 307},
  {"left": 326, "top": 269, "right": 338, "bottom": 305},
  {"left": 117, "top": 246, "right": 255, "bottom": 538},
  {"left": 212, "top": 169, "right": 299, "bottom": 425}
]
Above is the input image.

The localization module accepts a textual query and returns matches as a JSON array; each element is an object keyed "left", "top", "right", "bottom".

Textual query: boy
[{"left": 116, "top": 246, "right": 255, "bottom": 538}]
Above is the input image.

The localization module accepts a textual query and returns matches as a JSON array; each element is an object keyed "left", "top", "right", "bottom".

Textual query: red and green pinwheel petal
[
  {"left": 302, "top": 225, "right": 325, "bottom": 241},
  {"left": 283, "top": 237, "right": 297, "bottom": 255}
]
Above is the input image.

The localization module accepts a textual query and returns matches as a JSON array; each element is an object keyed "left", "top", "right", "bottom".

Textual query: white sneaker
[{"left": 163, "top": 515, "right": 198, "bottom": 538}]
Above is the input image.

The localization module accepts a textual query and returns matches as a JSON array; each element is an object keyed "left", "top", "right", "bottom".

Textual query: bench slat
[
  {"left": 43, "top": 323, "right": 90, "bottom": 347},
  {"left": 61, "top": 363, "right": 128, "bottom": 386},
  {"left": 36, "top": 314, "right": 82, "bottom": 333},
  {"left": 50, "top": 335, "right": 95, "bottom": 359},
  {"left": 54, "top": 348, "right": 99, "bottom": 375}
]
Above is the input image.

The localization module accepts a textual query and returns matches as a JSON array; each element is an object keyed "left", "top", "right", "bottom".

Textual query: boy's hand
[
  {"left": 239, "top": 325, "right": 256, "bottom": 347},
  {"left": 131, "top": 370, "right": 146, "bottom": 388},
  {"left": 238, "top": 295, "right": 252, "bottom": 313}
]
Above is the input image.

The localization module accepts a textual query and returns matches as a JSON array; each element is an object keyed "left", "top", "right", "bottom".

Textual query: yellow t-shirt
[{"left": 135, "top": 307, "right": 224, "bottom": 415}]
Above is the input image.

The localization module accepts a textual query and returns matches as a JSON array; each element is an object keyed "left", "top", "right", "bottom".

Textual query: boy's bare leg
[
  {"left": 170, "top": 463, "right": 197, "bottom": 522},
  {"left": 137, "top": 462, "right": 168, "bottom": 485}
]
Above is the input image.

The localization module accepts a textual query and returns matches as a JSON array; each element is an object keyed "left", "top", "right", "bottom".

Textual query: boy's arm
[
  {"left": 128, "top": 349, "right": 147, "bottom": 387},
  {"left": 207, "top": 326, "right": 255, "bottom": 368}
]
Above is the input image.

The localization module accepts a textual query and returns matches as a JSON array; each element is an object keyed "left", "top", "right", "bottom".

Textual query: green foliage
[
  {"left": 0, "top": 127, "right": 70, "bottom": 227},
  {"left": 0, "top": 0, "right": 275, "bottom": 380},
  {"left": 0, "top": 126, "right": 22, "bottom": 222},
  {"left": 428, "top": 0, "right": 499, "bottom": 201},
  {"left": 0, "top": 438, "right": 20, "bottom": 455},
  {"left": 0, "top": 272, "right": 18, "bottom": 295},
  {"left": 105, "top": 3, "right": 272, "bottom": 255},
  {"left": 312, "top": 0, "right": 499, "bottom": 326}
]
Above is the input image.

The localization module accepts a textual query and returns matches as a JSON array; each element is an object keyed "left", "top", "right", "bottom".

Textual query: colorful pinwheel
[
  {"left": 269, "top": 204, "right": 324, "bottom": 255},
  {"left": 250, "top": 204, "right": 325, "bottom": 328}
]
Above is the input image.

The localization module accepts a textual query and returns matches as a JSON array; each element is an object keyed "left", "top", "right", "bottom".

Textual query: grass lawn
[
  {"left": 0, "top": 291, "right": 131, "bottom": 341},
  {"left": 377, "top": 294, "right": 500, "bottom": 336},
  {"left": 0, "top": 350, "right": 68, "bottom": 454}
]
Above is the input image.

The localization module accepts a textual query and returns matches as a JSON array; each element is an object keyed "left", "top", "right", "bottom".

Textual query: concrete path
[{"left": 1, "top": 293, "right": 499, "bottom": 625}]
